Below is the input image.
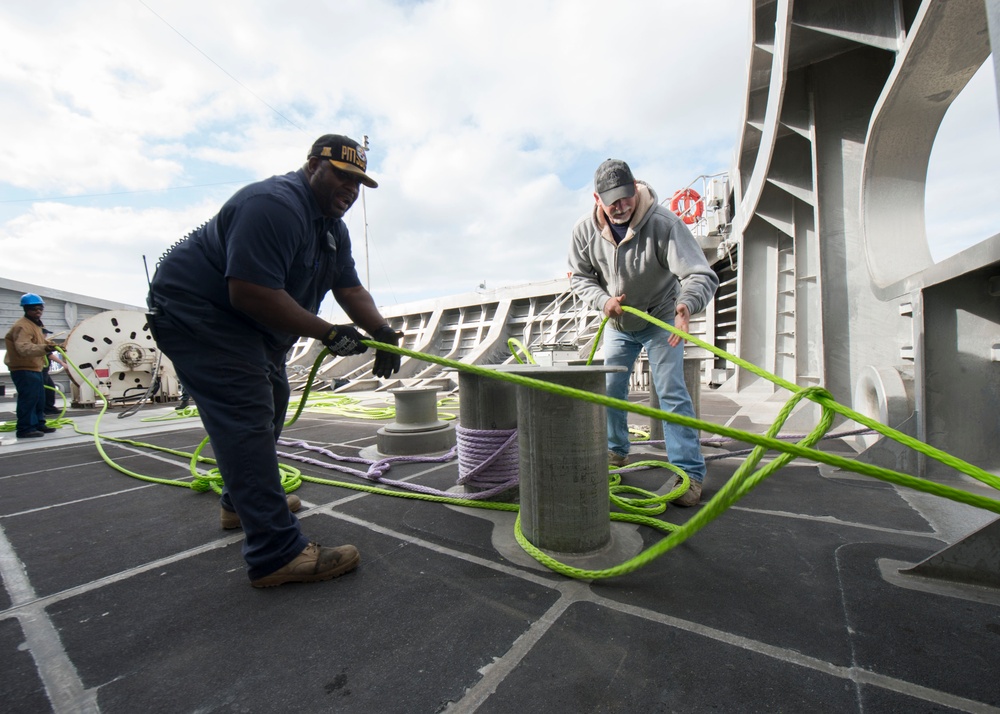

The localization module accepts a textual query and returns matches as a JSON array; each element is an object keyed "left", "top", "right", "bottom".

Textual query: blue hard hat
[{"left": 20, "top": 293, "right": 44, "bottom": 306}]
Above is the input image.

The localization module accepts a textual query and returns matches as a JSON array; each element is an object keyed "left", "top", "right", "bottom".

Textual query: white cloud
[
  {"left": 0, "top": 199, "right": 218, "bottom": 304},
  {"left": 2, "top": 0, "right": 996, "bottom": 315},
  {"left": 925, "top": 57, "right": 1000, "bottom": 261},
  {"left": 0, "top": 0, "right": 757, "bottom": 309}
]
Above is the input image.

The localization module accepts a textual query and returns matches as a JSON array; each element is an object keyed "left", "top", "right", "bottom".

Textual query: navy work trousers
[
  {"left": 11, "top": 370, "right": 45, "bottom": 435},
  {"left": 151, "top": 312, "right": 309, "bottom": 581},
  {"left": 43, "top": 367, "right": 57, "bottom": 409}
]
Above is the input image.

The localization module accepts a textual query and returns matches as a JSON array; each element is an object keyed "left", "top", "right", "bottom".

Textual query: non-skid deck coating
[{"left": 1, "top": 390, "right": 998, "bottom": 714}]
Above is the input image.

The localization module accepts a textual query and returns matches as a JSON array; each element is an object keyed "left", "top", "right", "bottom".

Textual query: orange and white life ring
[{"left": 669, "top": 188, "right": 704, "bottom": 225}]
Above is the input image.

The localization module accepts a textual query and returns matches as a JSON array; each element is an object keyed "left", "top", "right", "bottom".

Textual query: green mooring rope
[
  {"left": 507, "top": 338, "right": 537, "bottom": 364},
  {"left": 33, "top": 307, "right": 1000, "bottom": 580},
  {"left": 350, "top": 310, "right": 1000, "bottom": 579}
]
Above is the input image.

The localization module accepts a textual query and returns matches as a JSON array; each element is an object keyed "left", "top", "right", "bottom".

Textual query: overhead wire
[
  {"left": 0, "top": 181, "right": 252, "bottom": 205},
  {"left": 137, "top": 0, "right": 400, "bottom": 303},
  {"left": 136, "top": 0, "right": 304, "bottom": 133}
]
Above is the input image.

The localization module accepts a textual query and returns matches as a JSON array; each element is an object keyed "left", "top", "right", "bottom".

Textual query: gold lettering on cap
[
  {"left": 320, "top": 147, "right": 332, "bottom": 157},
  {"left": 340, "top": 146, "right": 366, "bottom": 171}
]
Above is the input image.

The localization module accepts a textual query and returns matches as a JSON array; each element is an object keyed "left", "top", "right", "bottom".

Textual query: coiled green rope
[
  {"left": 352, "top": 308, "right": 1000, "bottom": 579},
  {"left": 33, "top": 309, "right": 1000, "bottom": 580},
  {"left": 0, "top": 383, "right": 69, "bottom": 432}
]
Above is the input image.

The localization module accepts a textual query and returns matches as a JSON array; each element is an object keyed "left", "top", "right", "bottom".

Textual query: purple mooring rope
[
  {"left": 276, "top": 425, "right": 520, "bottom": 501},
  {"left": 455, "top": 425, "right": 519, "bottom": 494}
]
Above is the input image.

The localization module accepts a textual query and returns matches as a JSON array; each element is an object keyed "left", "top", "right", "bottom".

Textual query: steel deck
[{"left": 1, "top": 390, "right": 998, "bottom": 713}]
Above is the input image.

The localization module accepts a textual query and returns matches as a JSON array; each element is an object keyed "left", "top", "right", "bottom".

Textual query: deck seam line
[
  {"left": 729, "top": 505, "right": 942, "bottom": 538},
  {"left": 444, "top": 587, "right": 584, "bottom": 713},
  {"left": 593, "top": 592, "right": 1000, "bottom": 713},
  {"left": 0, "top": 521, "right": 100, "bottom": 713},
  {"left": 0, "top": 535, "right": 241, "bottom": 617}
]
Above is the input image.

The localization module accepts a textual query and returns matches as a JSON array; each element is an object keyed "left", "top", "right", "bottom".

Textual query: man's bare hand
[
  {"left": 603, "top": 294, "right": 626, "bottom": 318},
  {"left": 670, "top": 303, "right": 691, "bottom": 347}
]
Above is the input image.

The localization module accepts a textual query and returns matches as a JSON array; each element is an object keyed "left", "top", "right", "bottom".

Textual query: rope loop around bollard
[
  {"left": 455, "top": 425, "right": 519, "bottom": 491},
  {"left": 39, "top": 309, "right": 1000, "bottom": 582}
]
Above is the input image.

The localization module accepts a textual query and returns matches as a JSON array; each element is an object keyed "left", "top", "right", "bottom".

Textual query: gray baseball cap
[{"left": 594, "top": 159, "right": 636, "bottom": 205}]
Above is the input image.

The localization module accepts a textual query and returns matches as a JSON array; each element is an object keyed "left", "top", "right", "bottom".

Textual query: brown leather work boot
[
  {"left": 250, "top": 542, "right": 360, "bottom": 588},
  {"left": 673, "top": 478, "right": 703, "bottom": 507},
  {"left": 220, "top": 493, "right": 302, "bottom": 530}
]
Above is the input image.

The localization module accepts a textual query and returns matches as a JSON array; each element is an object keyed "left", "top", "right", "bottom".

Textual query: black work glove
[
  {"left": 322, "top": 325, "right": 368, "bottom": 356},
  {"left": 371, "top": 325, "right": 403, "bottom": 378}
]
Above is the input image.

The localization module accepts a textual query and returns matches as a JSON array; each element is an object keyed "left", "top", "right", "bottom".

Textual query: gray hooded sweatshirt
[{"left": 568, "top": 181, "right": 719, "bottom": 333}]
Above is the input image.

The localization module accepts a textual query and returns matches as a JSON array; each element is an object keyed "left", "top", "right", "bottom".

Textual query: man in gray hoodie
[{"left": 568, "top": 159, "right": 719, "bottom": 506}]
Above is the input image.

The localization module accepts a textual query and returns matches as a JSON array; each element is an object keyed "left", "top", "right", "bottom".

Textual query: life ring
[{"left": 669, "top": 188, "right": 704, "bottom": 225}]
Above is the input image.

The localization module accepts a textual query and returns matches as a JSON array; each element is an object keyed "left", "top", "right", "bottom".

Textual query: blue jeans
[
  {"left": 151, "top": 311, "right": 309, "bottom": 581},
  {"left": 604, "top": 323, "right": 705, "bottom": 484},
  {"left": 11, "top": 370, "right": 46, "bottom": 435}
]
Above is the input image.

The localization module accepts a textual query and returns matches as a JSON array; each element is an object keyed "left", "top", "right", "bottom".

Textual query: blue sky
[{"left": 1, "top": 0, "right": 997, "bottom": 318}]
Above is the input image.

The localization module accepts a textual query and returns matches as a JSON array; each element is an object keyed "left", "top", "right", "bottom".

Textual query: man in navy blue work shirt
[{"left": 149, "top": 134, "right": 402, "bottom": 588}]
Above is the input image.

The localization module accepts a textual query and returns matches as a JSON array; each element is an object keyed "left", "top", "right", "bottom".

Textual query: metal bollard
[
  {"left": 456, "top": 370, "right": 519, "bottom": 499},
  {"left": 458, "top": 370, "right": 517, "bottom": 431},
  {"left": 508, "top": 364, "right": 626, "bottom": 553},
  {"left": 374, "top": 386, "right": 456, "bottom": 456}
]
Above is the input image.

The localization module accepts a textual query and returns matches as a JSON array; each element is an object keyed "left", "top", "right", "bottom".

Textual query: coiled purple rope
[
  {"left": 277, "top": 426, "right": 519, "bottom": 500},
  {"left": 455, "top": 425, "right": 519, "bottom": 495}
]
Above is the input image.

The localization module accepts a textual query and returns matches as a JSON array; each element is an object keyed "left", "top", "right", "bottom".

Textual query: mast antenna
[{"left": 362, "top": 135, "right": 371, "bottom": 290}]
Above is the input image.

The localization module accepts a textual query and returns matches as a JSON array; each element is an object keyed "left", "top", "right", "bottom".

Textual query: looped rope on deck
[
  {"left": 43, "top": 308, "right": 1000, "bottom": 581},
  {"left": 274, "top": 439, "right": 516, "bottom": 501},
  {"left": 0, "top": 383, "right": 69, "bottom": 433},
  {"left": 608, "top": 460, "right": 689, "bottom": 516},
  {"left": 353, "top": 309, "right": 1000, "bottom": 578}
]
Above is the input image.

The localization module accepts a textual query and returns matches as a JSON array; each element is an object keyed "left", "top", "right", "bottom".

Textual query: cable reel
[{"left": 63, "top": 310, "right": 181, "bottom": 407}]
